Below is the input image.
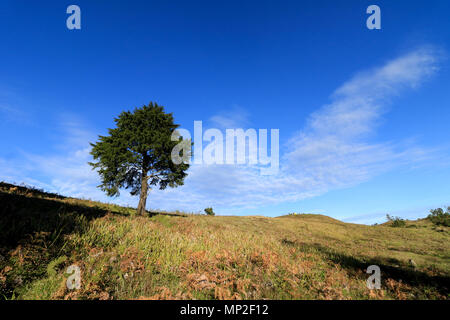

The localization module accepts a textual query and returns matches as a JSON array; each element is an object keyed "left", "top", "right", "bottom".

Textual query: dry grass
[{"left": 0, "top": 182, "right": 448, "bottom": 300}]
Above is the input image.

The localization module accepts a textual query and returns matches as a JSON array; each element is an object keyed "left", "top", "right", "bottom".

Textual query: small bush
[
  {"left": 204, "top": 207, "right": 215, "bottom": 216},
  {"left": 427, "top": 207, "right": 450, "bottom": 227},
  {"left": 386, "top": 214, "right": 406, "bottom": 228}
]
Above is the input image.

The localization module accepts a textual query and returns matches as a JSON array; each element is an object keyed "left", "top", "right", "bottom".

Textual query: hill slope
[{"left": 0, "top": 182, "right": 448, "bottom": 300}]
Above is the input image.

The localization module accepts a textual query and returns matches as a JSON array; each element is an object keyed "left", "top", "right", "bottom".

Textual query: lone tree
[{"left": 89, "top": 102, "right": 190, "bottom": 216}]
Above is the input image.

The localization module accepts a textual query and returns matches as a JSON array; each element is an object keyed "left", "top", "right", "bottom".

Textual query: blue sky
[{"left": 1, "top": 0, "right": 450, "bottom": 224}]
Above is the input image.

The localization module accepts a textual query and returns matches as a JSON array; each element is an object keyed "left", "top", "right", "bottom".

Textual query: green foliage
[
  {"left": 427, "top": 207, "right": 450, "bottom": 227},
  {"left": 89, "top": 102, "right": 190, "bottom": 214},
  {"left": 204, "top": 207, "right": 215, "bottom": 216},
  {"left": 46, "top": 256, "right": 67, "bottom": 277},
  {"left": 386, "top": 214, "right": 406, "bottom": 228}
]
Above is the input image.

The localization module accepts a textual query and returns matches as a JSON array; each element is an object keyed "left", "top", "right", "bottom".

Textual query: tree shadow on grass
[
  {"left": 299, "top": 242, "right": 450, "bottom": 298},
  {"left": 0, "top": 182, "right": 192, "bottom": 299},
  {"left": 148, "top": 211, "right": 188, "bottom": 218},
  {"left": 0, "top": 187, "right": 127, "bottom": 298},
  {"left": 0, "top": 191, "right": 123, "bottom": 253}
]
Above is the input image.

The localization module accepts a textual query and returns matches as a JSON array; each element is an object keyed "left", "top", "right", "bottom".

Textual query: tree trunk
[{"left": 137, "top": 174, "right": 149, "bottom": 216}]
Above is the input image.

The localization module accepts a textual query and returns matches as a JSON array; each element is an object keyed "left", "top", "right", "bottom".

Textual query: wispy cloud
[
  {"left": 0, "top": 48, "right": 443, "bottom": 217},
  {"left": 341, "top": 203, "right": 446, "bottom": 225},
  {"left": 0, "top": 87, "right": 33, "bottom": 124},
  {"left": 0, "top": 102, "right": 31, "bottom": 124},
  {"left": 147, "top": 48, "right": 441, "bottom": 212},
  {"left": 0, "top": 118, "right": 135, "bottom": 206},
  {"left": 208, "top": 105, "right": 250, "bottom": 129}
]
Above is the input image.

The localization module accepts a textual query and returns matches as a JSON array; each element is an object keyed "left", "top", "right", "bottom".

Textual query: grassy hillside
[{"left": 0, "top": 182, "right": 448, "bottom": 300}]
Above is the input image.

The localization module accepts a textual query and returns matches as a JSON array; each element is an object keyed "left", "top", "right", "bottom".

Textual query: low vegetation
[
  {"left": 386, "top": 214, "right": 407, "bottom": 228},
  {"left": 0, "top": 182, "right": 448, "bottom": 300},
  {"left": 428, "top": 207, "right": 450, "bottom": 227},
  {"left": 204, "top": 207, "right": 215, "bottom": 216}
]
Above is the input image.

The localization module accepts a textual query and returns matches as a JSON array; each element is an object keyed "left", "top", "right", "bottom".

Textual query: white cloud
[
  {"left": 0, "top": 48, "right": 442, "bottom": 215},
  {"left": 0, "top": 87, "right": 33, "bottom": 124},
  {"left": 0, "top": 119, "right": 136, "bottom": 206},
  {"left": 147, "top": 48, "right": 441, "bottom": 212},
  {"left": 208, "top": 105, "right": 250, "bottom": 129}
]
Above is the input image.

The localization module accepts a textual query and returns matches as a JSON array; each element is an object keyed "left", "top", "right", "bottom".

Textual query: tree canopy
[{"left": 89, "top": 102, "right": 190, "bottom": 215}]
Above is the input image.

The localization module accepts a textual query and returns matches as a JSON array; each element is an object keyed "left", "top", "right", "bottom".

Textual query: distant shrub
[
  {"left": 427, "top": 207, "right": 450, "bottom": 227},
  {"left": 386, "top": 214, "right": 406, "bottom": 228},
  {"left": 204, "top": 207, "right": 215, "bottom": 216}
]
